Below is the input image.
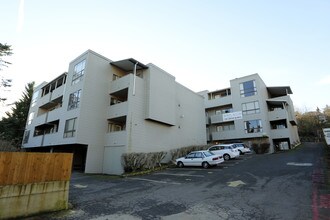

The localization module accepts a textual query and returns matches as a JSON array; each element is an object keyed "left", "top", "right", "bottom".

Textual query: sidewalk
[{"left": 312, "top": 145, "right": 330, "bottom": 220}]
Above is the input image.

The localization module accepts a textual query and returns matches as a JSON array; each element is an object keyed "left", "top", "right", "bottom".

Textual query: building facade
[
  {"left": 199, "top": 74, "right": 300, "bottom": 152},
  {"left": 22, "top": 50, "right": 207, "bottom": 174}
]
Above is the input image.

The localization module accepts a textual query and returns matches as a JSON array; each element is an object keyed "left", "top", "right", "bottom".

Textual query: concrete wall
[{"left": 0, "top": 181, "right": 69, "bottom": 219}]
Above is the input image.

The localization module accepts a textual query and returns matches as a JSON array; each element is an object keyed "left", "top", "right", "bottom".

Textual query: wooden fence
[{"left": 0, "top": 152, "right": 73, "bottom": 186}]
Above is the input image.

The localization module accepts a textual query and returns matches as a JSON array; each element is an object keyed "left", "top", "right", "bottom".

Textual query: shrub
[
  {"left": 252, "top": 142, "right": 270, "bottom": 154},
  {"left": 122, "top": 151, "right": 167, "bottom": 173},
  {"left": 0, "top": 139, "right": 21, "bottom": 152}
]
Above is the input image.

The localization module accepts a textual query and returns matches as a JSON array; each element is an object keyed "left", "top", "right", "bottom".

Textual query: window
[
  {"left": 108, "top": 122, "right": 126, "bottom": 132},
  {"left": 72, "top": 60, "right": 86, "bottom": 85},
  {"left": 186, "top": 152, "right": 196, "bottom": 158},
  {"left": 244, "top": 119, "right": 262, "bottom": 133},
  {"left": 27, "top": 112, "right": 34, "bottom": 125},
  {"left": 68, "top": 90, "right": 81, "bottom": 110},
  {"left": 240, "top": 80, "right": 257, "bottom": 97},
  {"left": 23, "top": 130, "right": 30, "bottom": 144},
  {"left": 41, "top": 74, "right": 67, "bottom": 97},
  {"left": 31, "top": 91, "right": 39, "bottom": 107},
  {"left": 64, "top": 118, "right": 77, "bottom": 138},
  {"left": 270, "top": 119, "right": 287, "bottom": 129},
  {"left": 112, "top": 74, "right": 120, "bottom": 81},
  {"left": 242, "top": 101, "right": 260, "bottom": 115}
]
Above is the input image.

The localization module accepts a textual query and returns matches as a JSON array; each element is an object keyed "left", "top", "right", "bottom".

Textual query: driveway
[{"left": 27, "top": 143, "right": 330, "bottom": 220}]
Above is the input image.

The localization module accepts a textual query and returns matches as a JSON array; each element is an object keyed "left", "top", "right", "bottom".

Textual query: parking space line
[
  {"left": 166, "top": 168, "right": 224, "bottom": 172},
  {"left": 128, "top": 177, "right": 181, "bottom": 185},
  {"left": 153, "top": 173, "right": 205, "bottom": 177}
]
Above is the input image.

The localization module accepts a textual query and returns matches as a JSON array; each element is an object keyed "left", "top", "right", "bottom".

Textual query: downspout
[{"left": 132, "top": 62, "right": 139, "bottom": 96}]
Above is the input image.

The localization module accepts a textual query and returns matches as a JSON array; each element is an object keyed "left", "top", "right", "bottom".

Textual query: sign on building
[{"left": 223, "top": 111, "right": 243, "bottom": 122}]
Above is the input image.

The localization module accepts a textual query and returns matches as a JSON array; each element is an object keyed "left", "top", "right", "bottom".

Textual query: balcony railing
[
  {"left": 109, "top": 74, "right": 132, "bottom": 94},
  {"left": 43, "top": 132, "right": 62, "bottom": 146},
  {"left": 212, "top": 130, "right": 240, "bottom": 141},
  {"left": 107, "top": 102, "right": 128, "bottom": 119},
  {"left": 210, "top": 114, "right": 225, "bottom": 124},
  {"left": 268, "top": 109, "right": 287, "bottom": 121},
  {"left": 270, "top": 128, "right": 290, "bottom": 139},
  {"left": 205, "top": 95, "right": 232, "bottom": 109}
]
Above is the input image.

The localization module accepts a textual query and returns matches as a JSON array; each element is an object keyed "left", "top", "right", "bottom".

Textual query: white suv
[
  {"left": 207, "top": 144, "right": 240, "bottom": 161},
  {"left": 232, "top": 143, "right": 251, "bottom": 155}
]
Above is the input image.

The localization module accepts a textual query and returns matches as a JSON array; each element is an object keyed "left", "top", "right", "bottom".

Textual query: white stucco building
[
  {"left": 22, "top": 50, "right": 207, "bottom": 174},
  {"left": 199, "top": 73, "right": 300, "bottom": 153}
]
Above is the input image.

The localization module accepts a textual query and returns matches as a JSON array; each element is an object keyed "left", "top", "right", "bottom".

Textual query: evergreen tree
[
  {"left": 0, "top": 82, "right": 35, "bottom": 148},
  {"left": 0, "top": 43, "right": 13, "bottom": 102}
]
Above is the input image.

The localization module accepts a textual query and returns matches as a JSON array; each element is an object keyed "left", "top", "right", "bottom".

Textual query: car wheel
[
  {"left": 239, "top": 150, "right": 243, "bottom": 155},
  {"left": 202, "top": 162, "right": 209, "bottom": 169},
  {"left": 223, "top": 154, "right": 230, "bottom": 161},
  {"left": 177, "top": 161, "right": 184, "bottom": 168}
]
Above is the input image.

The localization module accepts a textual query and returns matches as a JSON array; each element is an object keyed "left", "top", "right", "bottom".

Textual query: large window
[
  {"left": 64, "top": 118, "right": 77, "bottom": 138},
  {"left": 27, "top": 112, "right": 34, "bottom": 125},
  {"left": 242, "top": 101, "right": 260, "bottom": 115},
  {"left": 108, "top": 121, "right": 126, "bottom": 132},
  {"left": 240, "top": 80, "right": 257, "bottom": 97},
  {"left": 244, "top": 119, "right": 262, "bottom": 133},
  {"left": 23, "top": 130, "right": 30, "bottom": 144},
  {"left": 68, "top": 90, "right": 81, "bottom": 110},
  {"left": 31, "top": 91, "right": 39, "bottom": 107},
  {"left": 72, "top": 60, "right": 86, "bottom": 85}
]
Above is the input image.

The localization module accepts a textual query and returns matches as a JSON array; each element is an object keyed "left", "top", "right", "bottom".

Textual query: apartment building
[
  {"left": 199, "top": 74, "right": 300, "bottom": 152},
  {"left": 22, "top": 50, "right": 207, "bottom": 174}
]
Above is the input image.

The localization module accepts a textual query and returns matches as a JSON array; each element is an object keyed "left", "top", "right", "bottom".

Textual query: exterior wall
[
  {"left": 23, "top": 50, "right": 206, "bottom": 175},
  {"left": 201, "top": 73, "right": 300, "bottom": 153}
]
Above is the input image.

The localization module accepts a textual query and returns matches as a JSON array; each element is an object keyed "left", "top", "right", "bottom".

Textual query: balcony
[
  {"left": 22, "top": 135, "right": 43, "bottom": 148},
  {"left": 33, "top": 113, "right": 47, "bottom": 126},
  {"left": 270, "top": 128, "right": 290, "bottom": 139},
  {"left": 268, "top": 109, "right": 287, "bottom": 121},
  {"left": 212, "top": 130, "right": 240, "bottom": 141},
  {"left": 109, "top": 74, "right": 132, "bottom": 94},
  {"left": 107, "top": 102, "right": 128, "bottom": 119},
  {"left": 205, "top": 95, "right": 232, "bottom": 109},
  {"left": 46, "top": 107, "right": 62, "bottom": 122},
  {"left": 49, "top": 85, "right": 65, "bottom": 101},
  {"left": 43, "top": 132, "right": 63, "bottom": 146},
  {"left": 210, "top": 114, "right": 225, "bottom": 124},
  {"left": 105, "top": 130, "right": 127, "bottom": 146}
]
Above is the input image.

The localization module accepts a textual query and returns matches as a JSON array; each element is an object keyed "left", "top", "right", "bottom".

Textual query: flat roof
[{"left": 110, "top": 58, "right": 148, "bottom": 72}]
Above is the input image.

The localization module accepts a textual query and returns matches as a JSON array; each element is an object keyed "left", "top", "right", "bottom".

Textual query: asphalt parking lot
[
  {"left": 127, "top": 153, "right": 254, "bottom": 185},
  {"left": 28, "top": 143, "right": 330, "bottom": 220}
]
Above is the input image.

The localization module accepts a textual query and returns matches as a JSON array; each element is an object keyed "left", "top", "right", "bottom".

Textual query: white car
[
  {"left": 207, "top": 144, "right": 240, "bottom": 161},
  {"left": 176, "top": 150, "right": 224, "bottom": 168},
  {"left": 232, "top": 143, "right": 251, "bottom": 155}
]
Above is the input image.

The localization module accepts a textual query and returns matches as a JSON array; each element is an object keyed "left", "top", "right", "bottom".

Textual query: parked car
[
  {"left": 207, "top": 144, "right": 240, "bottom": 161},
  {"left": 232, "top": 143, "right": 251, "bottom": 155},
  {"left": 176, "top": 150, "right": 224, "bottom": 168}
]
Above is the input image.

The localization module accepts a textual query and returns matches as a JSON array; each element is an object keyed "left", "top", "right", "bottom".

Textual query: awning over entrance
[{"left": 110, "top": 58, "right": 148, "bottom": 72}]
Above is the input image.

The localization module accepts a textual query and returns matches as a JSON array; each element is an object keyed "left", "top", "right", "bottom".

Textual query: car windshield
[{"left": 203, "top": 151, "right": 214, "bottom": 157}]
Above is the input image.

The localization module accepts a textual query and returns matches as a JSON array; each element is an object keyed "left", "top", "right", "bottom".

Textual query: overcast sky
[{"left": 1, "top": 0, "right": 330, "bottom": 116}]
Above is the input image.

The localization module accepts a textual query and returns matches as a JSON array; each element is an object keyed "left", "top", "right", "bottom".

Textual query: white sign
[{"left": 223, "top": 111, "right": 243, "bottom": 122}]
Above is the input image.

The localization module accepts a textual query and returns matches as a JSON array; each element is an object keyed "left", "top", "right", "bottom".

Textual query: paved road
[{"left": 30, "top": 142, "right": 330, "bottom": 220}]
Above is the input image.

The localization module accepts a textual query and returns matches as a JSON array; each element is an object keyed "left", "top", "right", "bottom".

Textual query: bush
[
  {"left": 122, "top": 151, "right": 167, "bottom": 173},
  {"left": 252, "top": 142, "right": 270, "bottom": 154},
  {"left": 0, "top": 139, "right": 21, "bottom": 152}
]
